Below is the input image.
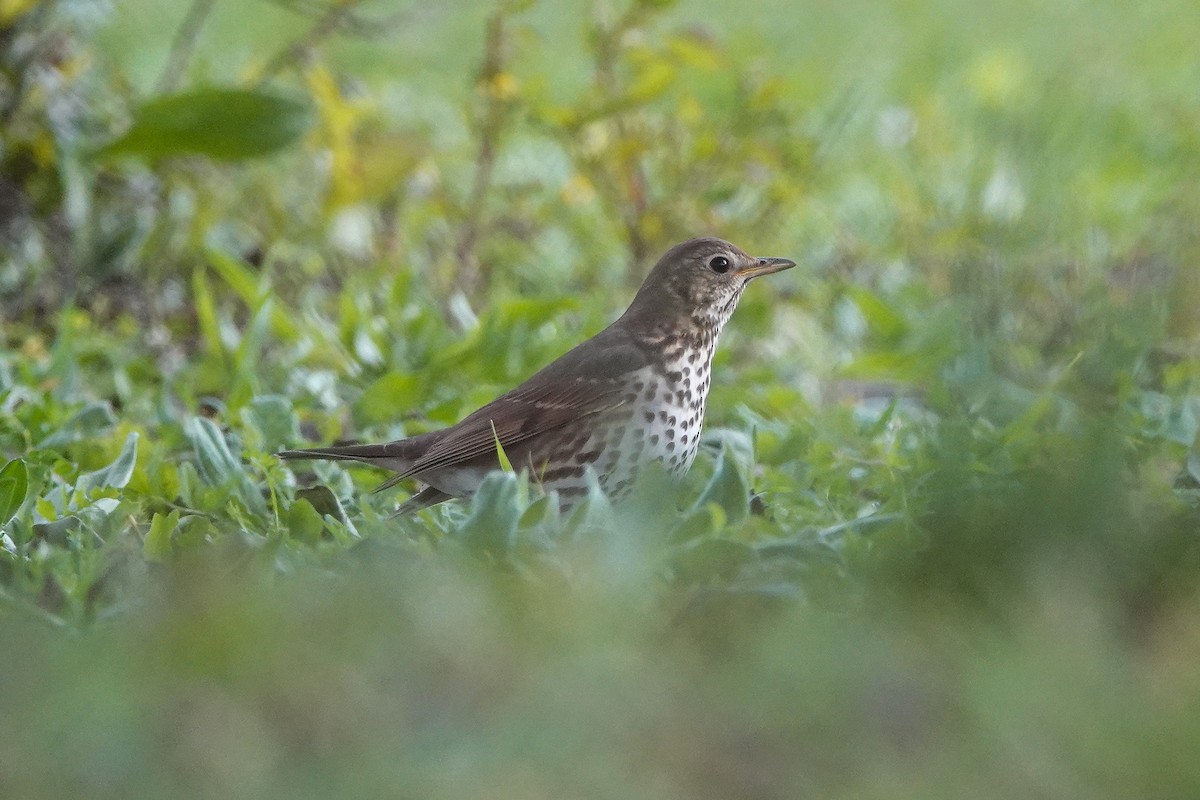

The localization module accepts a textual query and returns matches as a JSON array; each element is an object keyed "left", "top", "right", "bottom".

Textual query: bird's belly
[
  {"left": 629, "top": 358, "right": 709, "bottom": 475},
  {"left": 624, "top": 391, "right": 705, "bottom": 477},
  {"left": 420, "top": 465, "right": 492, "bottom": 498}
]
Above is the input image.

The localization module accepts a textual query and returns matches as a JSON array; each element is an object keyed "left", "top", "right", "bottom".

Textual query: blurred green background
[{"left": 2, "top": 0, "right": 1200, "bottom": 797}]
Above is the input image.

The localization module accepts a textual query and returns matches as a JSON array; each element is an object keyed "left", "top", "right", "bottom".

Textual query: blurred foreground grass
[{"left": 2, "top": 0, "right": 1200, "bottom": 797}]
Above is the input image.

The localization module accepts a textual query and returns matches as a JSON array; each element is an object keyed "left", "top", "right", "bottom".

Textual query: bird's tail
[
  {"left": 277, "top": 438, "right": 426, "bottom": 473},
  {"left": 279, "top": 440, "right": 452, "bottom": 513},
  {"left": 279, "top": 443, "right": 387, "bottom": 463}
]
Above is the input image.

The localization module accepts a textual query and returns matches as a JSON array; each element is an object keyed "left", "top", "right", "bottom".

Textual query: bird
[{"left": 279, "top": 237, "right": 795, "bottom": 514}]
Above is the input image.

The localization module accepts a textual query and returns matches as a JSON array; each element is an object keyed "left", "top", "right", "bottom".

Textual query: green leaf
[
  {"left": 0, "top": 459, "right": 28, "bottom": 525},
  {"left": 204, "top": 247, "right": 263, "bottom": 306},
  {"left": 455, "top": 471, "right": 522, "bottom": 559},
  {"left": 233, "top": 296, "right": 273, "bottom": 381},
  {"left": 188, "top": 417, "right": 242, "bottom": 485},
  {"left": 226, "top": 297, "right": 273, "bottom": 411},
  {"left": 175, "top": 461, "right": 201, "bottom": 509},
  {"left": 491, "top": 420, "right": 514, "bottom": 473},
  {"left": 76, "top": 432, "right": 139, "bottom": 493},
  {"left": 205, "top": 248, "right": 301, "bottom": 342},
  {"left": 295, "top": 485, "right": 346, "bottom": 523},
  {"left": 354, "top": 372, "right": 421, "bottom": 426},
  {"left": 144, "top": 509, "right": 180, "bottom": 563},
  {"left": 672, "top": 537, "right": 759, "bottom": 585},
  {"left": 192, "top": 268, "right": 224, "bottom": 356},
  {"left": 242, "top": 395, "right": 299, "bottom": 454},
  {"left": 691, "top": 443, "right": 751, "bottom": 527},
  {"left": 564, "top": 471, "right": 614, "bottom": 540},
  {"left": 627, "top": 59, "right": 677, "bottom": 102},
  {"left": 670, "top": 503, "right": 723, "bottom": 543},
  {"left": 283, "top": 499, "right": 326, "bottom": 544},
  {"left": 173, "top": 514, "right": 215, "bottom": 551},
  {"left": 186, "top": 417, "right": 267, "bottom": 517},
  {"left": 846, "top": 286, "right": 908, "bottom": 343},
  {"left": 98, "top": 88, "right": 313, "bottom": 162},
  {"left": 38, "top": 402, "right": 117, "bottom": 448},
  {"left": 1000, "top": 356, "right": 1080, "bottom": 445}
]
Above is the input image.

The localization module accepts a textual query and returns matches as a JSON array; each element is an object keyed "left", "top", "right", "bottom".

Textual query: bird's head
[{"left": 628, "top": 237, "right": 796, "bottom": 331}]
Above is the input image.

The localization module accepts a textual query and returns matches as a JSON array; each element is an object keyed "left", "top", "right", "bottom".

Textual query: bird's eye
[{"left": 708, "top": 256, "right": 731, "bottom": 274}]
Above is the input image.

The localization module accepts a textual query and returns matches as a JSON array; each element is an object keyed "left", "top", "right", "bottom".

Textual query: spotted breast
[{"left": 519, "top": 327, "right": 716, "bottom": 504}]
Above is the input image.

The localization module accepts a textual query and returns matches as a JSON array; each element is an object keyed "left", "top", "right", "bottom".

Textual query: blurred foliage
[{"left": 2, "top": 0, "right": 1200, "bottom": 797}]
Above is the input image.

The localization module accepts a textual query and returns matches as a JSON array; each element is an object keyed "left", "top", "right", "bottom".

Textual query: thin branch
[
  {"left": 155, "top": 0, "right": 217, "bottom": 95},
  {"left": 269, "top": 0, "right": 413, "bottom": 38},
  {"left": 453, "top": 10, "right": 513, "bottom": 294},
  {"left": 591, "top": 2, "right": 653, "bottom": 271},
  {"left": 254, "top": 0, "right": 360, "bottom": 86}
]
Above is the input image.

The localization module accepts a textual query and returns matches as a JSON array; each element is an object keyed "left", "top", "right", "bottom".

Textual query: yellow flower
[
  {"left": 561, "top": 174, "right": 596, "bottom": 206},
  {"left": 484, "top": 72, "right": 520, "bottom": 100}
]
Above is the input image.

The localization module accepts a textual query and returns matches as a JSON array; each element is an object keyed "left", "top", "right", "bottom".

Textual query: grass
[{"left": 2, "top": 0, "right": 1199, "bottom": 797}]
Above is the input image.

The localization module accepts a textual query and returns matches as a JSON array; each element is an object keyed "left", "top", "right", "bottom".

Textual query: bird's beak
[{"left": 735, "top": 257, "right": 797, "bottom": 280}]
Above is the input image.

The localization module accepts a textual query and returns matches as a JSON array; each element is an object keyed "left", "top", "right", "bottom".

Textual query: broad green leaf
[
  {"left": 354, "top": 372, "right": 421, "bottom": 426},
  {"left": 175, "top": 461, "right": 201, "bottom": 509},
  {"left": 173, "top": 514, "right": 215, "bottom": 551},
  {"left": 615, "top": 459, "right": 678, "bottom": 531},
  {"left": 518, "top": 491, "right": 561, "bottom": 535},
  {"left": 33, "top": 516, "right": 77, "bottom": 547},
  {"left": 76, "top": 432, "right": 139, "bottom": 493},
  {"left": 187, "top": 417, "right": 242, "bottom": 485},
  {"left": 186, "top": 417, "right": 267, "bottom": 517},
  {"left": 691, "top": 444, "right": 751, "bottom": 527},
  {"left": 0, "top": 458, "right": 28, "bottom": 525},
  {"left": 455, "top": 471, "right": 522, "bottom": 559},
  {"left": 845, "top": 286, "right": 908, "bottom": 342},
  {"left": 564, "top": 470, "right": 614, "bottom": 541},
  {"left": 144, "top": 509, "right": 180, "bottom": 563},
  {"left": 670, "top": 503, "right": 722, "bottom": 543},
  {"left": 284, "top": 499, "right": 326, "bottom": 544},
  {"left": 99, "top": 88, "right": 313, "bottom": 162},
  {"left": 34, "top": 498, "right": 125, "bottom": 546},
  {"left": 295, "top": 485, "right": 345, "bottom": 523},
  {"left": 38, "top": 401, "right": 117, "bottom": 448},
  {"left": 243, "top": 395, "right": 299, "bottom": 454},
  {"left": 35, "top": 496, "right": 57, "bottom": 523}
]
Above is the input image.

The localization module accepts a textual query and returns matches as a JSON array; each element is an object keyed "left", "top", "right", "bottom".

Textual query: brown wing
[{"left": 391, "top": 333, "right": 649, "bottom": 483}]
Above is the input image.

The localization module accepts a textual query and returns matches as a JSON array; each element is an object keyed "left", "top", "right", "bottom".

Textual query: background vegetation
[{"left": 2, "top": 0, "right": 1199, "bottom": 797}]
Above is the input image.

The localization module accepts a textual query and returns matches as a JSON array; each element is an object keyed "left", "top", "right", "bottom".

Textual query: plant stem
[
  {"left": 453, "top": 9, "right": 513, "bottom": 295},
  {"left": 155, "top": 0, "right": 217, "bottom": 94},
  {"left": 255, "top": 0, "right": 360, "bottom": 86}
]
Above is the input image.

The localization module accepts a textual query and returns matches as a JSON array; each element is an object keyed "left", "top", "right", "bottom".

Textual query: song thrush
[{"left": 279, "top": 237, "right": 795, "bottom": 514}]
